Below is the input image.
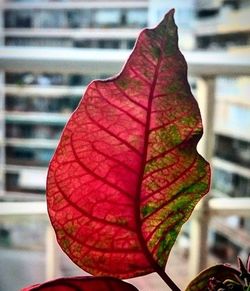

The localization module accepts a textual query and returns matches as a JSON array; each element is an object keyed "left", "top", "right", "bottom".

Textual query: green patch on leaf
[
  {"left": 186, "top": 181, "right": 208, "bottom": 194},
  {"left": 172, "top": 196, "right": 190, "bottom": 211},
  {"left": 181, "top": 116, "right": 197, "bottom": 127},
  {"left": 164, "top": 13, "right": 178, "bottom": 56},
  {"left": 117, "top": 218, "right": 129, "bottom": 226},
  {"left": 147, "top": 180, "right": 159, "bottom": 192},
  {"left": 65, "top": 223, "right": 76, "bottom": 235},
  {"left": 141, "top": 203, "right": 157, "bottom": 218},
  {"left": 196, "top": 158, "right": 208, "bottom": 177},
  {"left": 117, "top": 78, "right": 129, "bottom": 89},
  {"left": 154, "top": 125, "right": 182, "bottom": 147},
  {"left": 61, "top": 237, "right": 70, "bottom": 250},
  {"left": 157, "top": 230, "right": 177, "bottom": 267},
  {"left": 168, "top": 82, "right": 182, "bottom": 93},
  {"left": 151, "top": 47, "right": 161, "bottom": 59},
  {"left": 117, "top": 78, "right": 142, "bottom": 91},
  {"left": 169, "top": 125, "right": 182, "bottom": 145},
  {"left": 144, "top": 155, "right": 174, "bottom": 175}
]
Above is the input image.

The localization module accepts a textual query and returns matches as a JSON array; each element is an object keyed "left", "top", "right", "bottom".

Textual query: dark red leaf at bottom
[{"left": 21, "top": 276, "right": 139, "bottom": 291}]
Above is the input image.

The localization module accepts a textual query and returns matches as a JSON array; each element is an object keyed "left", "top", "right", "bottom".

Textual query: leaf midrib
[{"left": 134, "top": 42, "right": 164, "bottom": 272}]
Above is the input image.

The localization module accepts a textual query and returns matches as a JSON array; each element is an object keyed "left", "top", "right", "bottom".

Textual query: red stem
[{"left": 156, "top": 266, "right": 181, "bottom": 291}]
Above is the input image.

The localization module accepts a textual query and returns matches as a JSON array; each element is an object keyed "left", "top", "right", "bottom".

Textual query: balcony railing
[
  {"left": 0, "top": 47, "right": 249, "bottom": 75},
  {"left": 0, "top": 47, "right": 250, "bottom": 284}
]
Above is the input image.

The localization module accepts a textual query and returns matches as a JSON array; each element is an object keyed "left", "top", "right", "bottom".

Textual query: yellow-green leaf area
[
  {"left": 65, "top": 222, "right": 77, "bottom": 235},
  {"left": 61, "top": 237, "right": 70, "bottom": 250},
  {"left": 153, "top": 125, "right": 182, "bottom": 148},
  {"left": 164, "top": 12, "right": 178, "bottom": 56},
  {"left": 151, "top": 47, "right": 161, "bottom": 59},
  {"left": 141, "top": 203, "right": 158, "bottom": 218},
  {"left": 186, "top": 181, "right": 208, "bottom": 194},
  {"left": 172, "top": 196, "right": 190, "bottom": 212},
  {"left": 116, "top": 218, "right": 128, "bottom": 226},
  {"left": 169, "top": 125, "right": 182, "bottom": 145},
  {"left": 167, "top": 81, "right": 182, "bottom": 93},
  {"left": 157, "top": 229, "right": 178, "bottom": 267},
  {"left": 181, "top": 116, "right": 197, "bottom": 127},
  {"left": 144, "top": 155, "right": 174, "bottom": 175},
  {"left": 117, "top": 78, "right": 142, "bottom": 90},
  {"left": 146, "top": 180, "right": 159, "bottom": 192},
  {"left": 116, "top": 78, "right": 129, "bottom": 89},
  {"left": 196, "top": 157, "right": 208, "bottom": 175}
]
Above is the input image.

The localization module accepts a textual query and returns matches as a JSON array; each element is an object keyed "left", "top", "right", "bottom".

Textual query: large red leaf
[
  {"left": 21, "top": 276, "right": 139, "bottom": 291},
  {"left": 47, "top": 10, "right": 210, "bottom": 279}
]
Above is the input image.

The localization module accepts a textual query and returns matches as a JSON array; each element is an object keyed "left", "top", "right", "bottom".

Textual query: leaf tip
[
  {"left": 158, "top": 8, "right": 179, "bottom": 55},
  {"left": 164, "top": 8, "right": 176, "bottom": 23},
  {"left": 168, "top": 8, "right": 175, "bottom": 16}
]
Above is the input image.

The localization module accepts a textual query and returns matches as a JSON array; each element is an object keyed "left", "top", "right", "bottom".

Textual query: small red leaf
[
  {"left": 185, "top": 264, "right": 240, "bottom": 291},
  {"left": 47, "top": 10, "right": 210, "bottom": 279},
  {"left": 21, "top": 276, "right": 139, "bottom": 291}
]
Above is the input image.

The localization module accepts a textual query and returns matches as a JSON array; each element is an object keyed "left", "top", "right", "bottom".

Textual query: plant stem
[{"left": 156, "top": 266, "right": 181, "bottom": 291}]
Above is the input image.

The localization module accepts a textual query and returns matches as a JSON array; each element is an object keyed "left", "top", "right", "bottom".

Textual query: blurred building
[
  {"left": 3, "top": 1, "right": 148, "bottom": 49},
  {"left": 0, "top": 0, "right": 148, "bottom": 200},
  {"left": 148, "top": 0, "right": 196, "bottom": 50},
  {"left": 196, "top": 0, "right": 250, "bottom": 260},
  {"left": 0, "top": 2, "right": 198, "bottom": 290},
  {"left": 0, "top": 0, "right": 197, "bottom": 200},
  {"left": 0, "top": 0, "right": 249, "bottom": 274}
]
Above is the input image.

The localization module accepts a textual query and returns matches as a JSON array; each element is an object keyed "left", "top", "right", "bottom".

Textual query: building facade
[{"left": 0, "top": 0, "right": 197, "bottom": 200}]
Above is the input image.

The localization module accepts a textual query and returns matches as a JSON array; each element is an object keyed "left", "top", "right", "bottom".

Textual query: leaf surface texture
[
  {"left": 47, "top": 10, "right": 210, "bottom": 278},
  {"left": 185, "top": 264, "right": 240, "bottom": 291},
  {"left": 21, "top": 276, "right": 139, "bottom": 291}
]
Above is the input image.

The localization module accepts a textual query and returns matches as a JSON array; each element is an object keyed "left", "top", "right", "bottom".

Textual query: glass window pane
[
  {"left": 126, "top": 9, "right": 147, "bottom": 27},
  {"left": 94, "top": 9, "right": 121, "bottom": 27}
]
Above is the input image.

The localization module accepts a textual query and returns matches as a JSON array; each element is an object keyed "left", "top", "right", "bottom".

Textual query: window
[
  {"left": 93, "top": 9, "right": 121, "bottom": 28},
  {"left": 5, "top": 10, "right": 32, "bottom": 28},
  {"left": 126, "top": 9, "right": 147, "bottom": 28}
]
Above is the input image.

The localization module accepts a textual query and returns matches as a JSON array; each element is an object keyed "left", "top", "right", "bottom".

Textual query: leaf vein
[
  {"left": 94, "top": 85, "right": 145, "bottom": 126},
  {"left": 85, "top": 105, "right": 142, "bottom": 157},
  {"left": 113, "top": 81, "right": 147, "bottom": 111},
  {"left": 54, "top": 171, "right": 135, "bottom": 232}
]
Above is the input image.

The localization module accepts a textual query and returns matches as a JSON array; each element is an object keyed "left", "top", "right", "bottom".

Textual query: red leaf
[
  {"left": 185, "top": 264, "right": 240, "bottom": 291},
  {"left": 47, "top": 10, "right": 210, "bottom": 279},
  {"left": 21, "top": 276, "right": 139, "bottom": 291}
]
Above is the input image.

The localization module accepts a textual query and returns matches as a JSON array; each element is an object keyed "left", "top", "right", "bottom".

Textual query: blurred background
[{"left": 0, "top": 0, "right": 249, "bottom": 290}]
